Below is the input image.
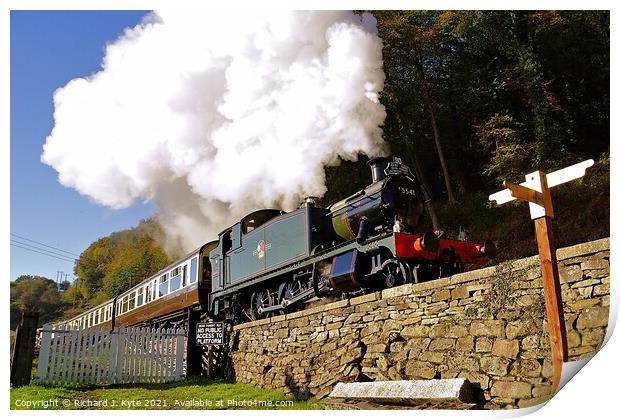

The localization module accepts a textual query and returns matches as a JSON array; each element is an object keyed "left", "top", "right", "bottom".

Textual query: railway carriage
[{"left": 63, "top": 242, "right": 217, "bottom": 330}]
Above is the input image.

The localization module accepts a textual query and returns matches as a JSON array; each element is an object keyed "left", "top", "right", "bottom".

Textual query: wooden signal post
[{"left": 489, "top": 159, "right": 594, "bottom": 394}]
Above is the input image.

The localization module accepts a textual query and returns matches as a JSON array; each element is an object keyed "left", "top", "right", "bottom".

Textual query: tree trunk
[
  {"left": 414, "top": 55, "right": 457, "bottom": 204},
  {"left": 403, "top": 129, "right": 441, "bottom": 233}
]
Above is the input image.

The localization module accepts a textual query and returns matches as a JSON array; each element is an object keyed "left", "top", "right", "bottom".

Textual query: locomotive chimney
[
  {"left": 300, "top": 196, "right": 317, "bottom": 208},
  {"left": 368, "top": 157, "right": 390, "bottom": 183}
]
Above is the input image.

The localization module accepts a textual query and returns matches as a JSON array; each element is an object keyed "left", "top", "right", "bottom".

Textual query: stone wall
[{"left": 228, "top": 238, "right": 610, "bottom": 409}]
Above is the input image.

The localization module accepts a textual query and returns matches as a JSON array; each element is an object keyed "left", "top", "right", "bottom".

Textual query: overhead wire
[
  {"left": 10, "top": 233, "right": 80, "bottom": 257},
  {"left": 10, "top": 242, "right": 77, "bottom": 263},
  {"left": 10, "top": 239, "right": 79, "bottom": 260}
]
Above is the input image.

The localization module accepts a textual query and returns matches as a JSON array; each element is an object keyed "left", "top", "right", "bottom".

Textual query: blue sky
[{"left": 10, "top": 10, "right": 152, "bottom": 282}]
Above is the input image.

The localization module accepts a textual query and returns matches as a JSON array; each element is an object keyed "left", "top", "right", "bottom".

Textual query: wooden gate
[{"left": 36, "top": 325, "right": 186, "bottom": 385}]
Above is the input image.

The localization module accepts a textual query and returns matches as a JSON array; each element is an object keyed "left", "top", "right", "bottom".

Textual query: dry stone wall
[{"left": 228, "top": 238, "right": 610, "bottom": 409}]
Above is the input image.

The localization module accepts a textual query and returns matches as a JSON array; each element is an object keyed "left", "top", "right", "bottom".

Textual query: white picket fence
[{"left": 36, "top": 324, "right": 186, "bottom": 385}]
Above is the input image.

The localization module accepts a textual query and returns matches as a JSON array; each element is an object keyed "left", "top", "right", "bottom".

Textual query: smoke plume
[{"left": 42, "top": 10, "right": 388, "bottom": 254}]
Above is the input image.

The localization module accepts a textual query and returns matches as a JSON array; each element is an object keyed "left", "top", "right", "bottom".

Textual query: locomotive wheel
[
  {"left": 250, "top": 289, "right": 272, "bottom": 320},
  {"left": 380, "top": 259, "right": 411, "bottom": 288},
  {"left": 278, "top": 281, "right": 299, "bottom": 308}
]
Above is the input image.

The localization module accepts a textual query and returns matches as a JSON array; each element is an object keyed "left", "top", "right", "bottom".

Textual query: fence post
[
  {"left": 175, "top": 329, "right": 185, "bottom": 381},
  {"left": 36, "top": 324, "right": 52, "bottom": 383},
  {"left": 10, "top": 312, "right": 40, "bottom": 387}
]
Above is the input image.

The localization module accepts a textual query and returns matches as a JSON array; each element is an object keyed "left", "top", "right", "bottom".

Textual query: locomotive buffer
[{"left": 489, "top": 159, "right": 594, "bottom": 395}]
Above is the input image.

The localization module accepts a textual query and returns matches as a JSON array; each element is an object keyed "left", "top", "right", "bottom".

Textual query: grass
[{"left": 10, "top": 376, "right": 324, "bottom": 410}]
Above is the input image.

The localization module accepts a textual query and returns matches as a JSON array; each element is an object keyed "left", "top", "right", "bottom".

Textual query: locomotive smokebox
[{"left": 368, "top": 157, "right": 391, "bottom": 183}]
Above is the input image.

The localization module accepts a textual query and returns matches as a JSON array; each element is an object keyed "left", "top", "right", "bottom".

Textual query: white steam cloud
[{"left": 42, "top": 10, "right": 387, "bottom": 253}]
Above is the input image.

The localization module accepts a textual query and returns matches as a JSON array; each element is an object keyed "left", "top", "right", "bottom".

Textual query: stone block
[
  {"left": 521, "top": 335, "right": 539, "bottom": 350},
  {"left": 390, "top": 341, "right": 405, "bottom": 353},
  {"left": 570, "top": 298, "right": 601, "bottom": 311},
  {"left": 349, "top": 291, "right": 380, "bottom": 306},
  {"left": 429, "top": 338, "right": 456, "bottom": 351},
  {"left": 425, "top": 302, "right": 450, "bottom": 315},
  {"left": 506, "top": 322, "right": 537, "bottom": 340},
  {"left": 492, "top": 339, "right": 519, "bottom": 359},
  {"left": 542, "top": 359, "right": 553, "bottom": 378},
  {"left": 340, "top": 346, "right": 363, "bottom": 365},
  {"left": 327, "top": 378, "right": 474, "bottom": 404},
  {"left": 565, "top": 329, "right": 580, "bottom": 348},
  {"left": 517, "top": 295, "right": 540, "bottom": 307},
  {"left": 576, "top": 306, "right": 609, "bottom": 330},
  {"left": 490, "top": 380, "right": 532, "bottom": 399},
  {"left": 419, "top": 351, "right": 445, "bottom": 364},
  {"left": 470, "top": 320, "right": 505, "bottom": 338},
  {"left": 532, "top": 384, "right": 552, "bottom": 398},
  {"left": 581, "top": 328, "right": 606, "bottom": 347},
  {"left": 405, "top": 337, "right": 431, "bottom": 353},
  {"left": 273, "top": 328, "right": 289, "bottom": 339},
  {"left": 518, "top": 396, "right": 551, "bottom": 408},
  {"left": 451, "top": 285, "right": 470, "bottom": 300},
  {"left": 497, "top": 309, "right": 521, "bottom": 321},
  {"left": 475, "top": 337, "right": 493, "bottom": 353},
  {"left": 404, "top": 360, "right": 436, "bottom": 379},
  {"left": 326, "top": 322, "right": 342, "bottom": 331},
  {"left": 458, "top": 371, "right": 490, "bottom": 389},
  {"left": 578, "top": 286, "right": 593, "bottom": 298},
  {"left": 456, "top": 336, "right": 474, "bottom": 352},
  {"left": 572, "top": 278, "right": 601, "bottom": 288},
  {"left": 401, "top": 325, "right": 430, "bottom": 338},
  {"left": 360, "top": 323, "right": 382, "bottom": 338},
  {"left": 480, "top": 356, "right": 510, "bottom": 376},
  {"left": 366, "top": 343, "right": 386, "bottom": 353},
  {"left": 581, "top": 257, "right": 609, "bottom": 271},
  {"left": 556, "top": 237, "right": 609, "bottom": 260},
  {"left": 593, "top": 284, "right": 610, "bottom": 297},
  {"left": 509, "top": 359, "right": 541, "bottom": 377},
  {"left": 381, "top": 284, "right": 413, "bottom": 300},
  {"left": 447, "top": 354, "right": 479, "bottom": 372},
  {"left": 432, "top": 289, "right": 451, "bottom": 302},
  {"left": 559, "top": 264, "right": 583, "bottom": 283}
]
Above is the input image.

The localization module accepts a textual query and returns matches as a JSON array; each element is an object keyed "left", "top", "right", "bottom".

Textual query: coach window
[
  {"left": 145, "top": 285, "right": 151, "bottom": 303},
  {"left": 122, "top": 295, "right": 129, "bottom": 313},
  {"left": 170, "top": 267, "right": 181, "bottom": 292},
  {"left": 159, "top": 274, "right": 169, "bottom": 297},
  {"left": 137, "top": 287, "right": 144, "bottom": 306},
  {"left": 94, "top": 310, "right": 99, "bottom": 325},
  {"left": 129, "top": 292, "right": 136, "bottom": 310},
  {"left": 152, "top": 280, "right": 157, "bottom": 300},
  {"left": 190, "top": 257, "right": 198, "bottom": 284}
]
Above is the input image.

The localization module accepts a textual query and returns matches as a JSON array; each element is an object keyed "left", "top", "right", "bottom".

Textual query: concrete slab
[{"left": 327, "top": 378, "right": 474, "bottom": 405}]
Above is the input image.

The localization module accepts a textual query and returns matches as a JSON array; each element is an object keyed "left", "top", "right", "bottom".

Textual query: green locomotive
[{"left": 208, "top": 157, "right": 494, "bottom": 322}]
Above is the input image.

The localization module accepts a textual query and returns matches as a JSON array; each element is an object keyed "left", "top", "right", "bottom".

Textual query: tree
[
  {"left": 66, "top": 218, "right": 170, "bottom": 310},
  {"left": 10, "top": 275, "right": 64, "bottom": 329},
  {"left": 376, "top": 11, "right": 458, "bottom": 204}
]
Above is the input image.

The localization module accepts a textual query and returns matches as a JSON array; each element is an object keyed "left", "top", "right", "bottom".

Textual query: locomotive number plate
[{"left": 196, "top": 322, "right": 225, "bottom": 346}]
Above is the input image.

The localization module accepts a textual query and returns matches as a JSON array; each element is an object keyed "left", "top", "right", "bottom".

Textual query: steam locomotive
[{"left": 61, "top": 157, "right": 494, "bottom": 330}]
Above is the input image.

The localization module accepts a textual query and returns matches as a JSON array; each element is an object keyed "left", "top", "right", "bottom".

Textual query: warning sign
[{"left": 196, "top": 322, "right": 225, "bottom": 346}]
